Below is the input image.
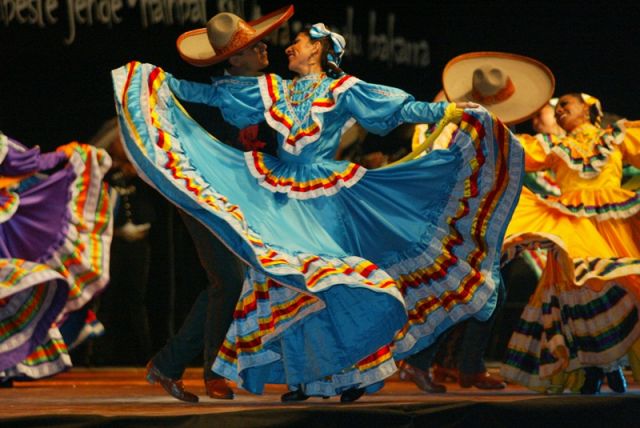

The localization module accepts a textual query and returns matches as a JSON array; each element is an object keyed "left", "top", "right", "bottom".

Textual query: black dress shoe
[
  {"left": 0, "top": 379, "right": 13, "bottom": 388},
  {"left": 145, "top": 361, "right": 199, "bottom": 403},
  {"left": 340, "top": 387, "right": 365, "bottom": 403},
  {"left": 281, "top": 389, "right": 309, "bottom": 402},
  {"left": 398, "top": 361, "right": 446, "bottom": 393},
  {"left": 580, "top": 366, "right": 604, "bottom": 395},
  {"left": 605, "top": 368, "right": 627, "bottom": 393}
]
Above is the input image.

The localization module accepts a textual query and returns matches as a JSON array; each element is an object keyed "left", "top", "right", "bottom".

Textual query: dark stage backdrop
[{"left": 1, "top": 0, "right": 639, "bottom": 149}]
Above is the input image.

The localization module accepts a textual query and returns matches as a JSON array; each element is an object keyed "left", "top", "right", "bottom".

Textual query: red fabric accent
[
  {"left": 471, "top": 77, "right": 515, "bottom": 105},
  {"left": 238, "top": 125, "right": 266, "bottom": 151}
]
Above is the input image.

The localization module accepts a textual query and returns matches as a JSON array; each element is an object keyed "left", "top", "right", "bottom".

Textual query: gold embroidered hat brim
[{"left": 177, "top": 5, "right": 294, "bottom": 67}]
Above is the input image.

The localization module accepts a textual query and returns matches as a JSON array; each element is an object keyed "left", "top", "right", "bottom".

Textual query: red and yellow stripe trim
[
  {"left": 261, "top": 73, "right": 357, "bottom": 153},
  {"left": 247, "top": 151, "right": 364, "bottom": 198},
  {"left": 394, "top": 112, "right": 513, "bottom": 337},
  {"left": 218, "top": 277, "right": 321, "bottom": 363}
]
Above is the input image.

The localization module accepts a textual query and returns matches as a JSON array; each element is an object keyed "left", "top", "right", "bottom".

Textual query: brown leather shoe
[
  {"left": 205, "top": 378, "right": 234, "bottom": 400},
  {"left": 145, "top": 361, "right": 199, "bottom": 403},
  {"left": 458, "top": 371, "right": 506, "bottom": 390},
  {"left": 432, "top": 366, "right": 459, "bottom": 383},
  {"left": 398, "top": 361, "right": 446, "bottom": 393}
]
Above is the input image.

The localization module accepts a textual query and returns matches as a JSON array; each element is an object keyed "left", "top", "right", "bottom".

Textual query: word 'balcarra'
[{"left": 260, "top": 6, "right": 430, "bottom": 68}]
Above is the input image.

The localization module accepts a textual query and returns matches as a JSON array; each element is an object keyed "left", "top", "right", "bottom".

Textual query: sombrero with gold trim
[
  {"left": 442, "top": 52, "right": 555, "bottom": 125},
  {"left": 177, "top": 5, "right": 294, "bottom": 67}
]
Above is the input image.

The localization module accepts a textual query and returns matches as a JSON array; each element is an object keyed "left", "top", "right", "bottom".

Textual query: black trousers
[
  {"left": 406, "top": 277, "right": 506, "bottom": 373},
  {"left": 152, "top": 212, "right": 245, "bottom": 380}
]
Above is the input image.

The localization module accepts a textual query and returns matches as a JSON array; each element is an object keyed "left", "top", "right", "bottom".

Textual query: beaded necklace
[
  {"left": 282, "top": 73, "right": 331, "bottom": 128},
  {"left": 285, "top": 73, "right": 326, "bottom": 107}
]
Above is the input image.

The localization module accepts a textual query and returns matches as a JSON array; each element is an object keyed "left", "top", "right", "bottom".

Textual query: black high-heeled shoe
[
  {"left": 281, "top": 389, "right": 309, "bottom": 402},
  {"left": 340, "top": 387, "right": 365, "bottom": 403},
  {"left": 605, "top": 368, "right": 627, "bottom": 393},
  {"left": 580, "top": 366, "right": 604, "bottom": 395}
]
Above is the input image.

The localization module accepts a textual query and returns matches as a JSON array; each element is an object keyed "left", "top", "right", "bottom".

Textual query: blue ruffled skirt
[{"left": 112, "top": 62, "right": 524, "bottom": 395}]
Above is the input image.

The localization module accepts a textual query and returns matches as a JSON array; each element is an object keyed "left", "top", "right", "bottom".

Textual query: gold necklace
[
  {"left": 282, "top": 77, "right": 330, "bottom": 128},
  {"left": 286, "top": 73, "right": 325, "bottom": 106}
]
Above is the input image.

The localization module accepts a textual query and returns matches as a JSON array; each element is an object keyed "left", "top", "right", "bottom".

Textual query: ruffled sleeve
[
  {"left": 340, "top": 81, "right": 447, "bottom": 135},
  {"left": 166, "top": 74, "right": 266, "bottom": 129},
  {"left": 0, "top": 141, "right": 67, "bottom": 176},
  {"left": 517, "top": 133, "right": 556, "bottom": 172},
  {"left": 620, "top": 120, "right": 640, "bottom": 168}
]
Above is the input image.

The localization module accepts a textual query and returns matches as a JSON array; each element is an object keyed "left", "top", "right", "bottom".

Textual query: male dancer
[{"left": 145, "top": 11, "right": 285, "bottom": 403}]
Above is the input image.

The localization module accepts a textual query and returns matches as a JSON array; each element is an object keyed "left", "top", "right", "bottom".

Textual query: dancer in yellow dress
[{"left": 501, "top": 93, "right": 640, "bottom": 394}]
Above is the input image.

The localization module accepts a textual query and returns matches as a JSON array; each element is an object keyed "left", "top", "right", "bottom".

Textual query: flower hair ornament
[
  {"left": 580, "top": 93, "right": 603, "bottom": 127},
  {"left": 309, "top": 23, "right": 346, "bottom": 67}
]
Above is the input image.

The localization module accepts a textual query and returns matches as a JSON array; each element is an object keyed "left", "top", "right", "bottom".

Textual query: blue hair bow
[{"left": 309, "top": 23, "right": 346, "bottom": 66}]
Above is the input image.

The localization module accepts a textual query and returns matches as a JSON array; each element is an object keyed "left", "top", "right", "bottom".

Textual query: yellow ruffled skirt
[{"left": 501, "top": 187, "right": 640, "bottom": 392}]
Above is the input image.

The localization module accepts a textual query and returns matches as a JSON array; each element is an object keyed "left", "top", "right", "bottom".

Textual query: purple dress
[{"left": 0, "top": 135, "right": 112, "bottom": 380}]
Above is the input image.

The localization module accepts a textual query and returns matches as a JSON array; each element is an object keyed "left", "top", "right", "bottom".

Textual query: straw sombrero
[
  {"left": 442, "top": 52, "right": 555, "bottom": 125},
  {"left": 177, "top": 5, "right": 294, "bottom": 67}
]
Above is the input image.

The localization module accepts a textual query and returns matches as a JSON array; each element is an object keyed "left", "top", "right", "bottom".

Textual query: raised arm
[
  {"left": 165, "top": 74, "right": 221, "bottom": 106},
  {"left": 620, "top": 120, "right": 640, "bottom": 168},
  {"left": 340, "top": 80, "right": 449, "bottom": 135},
  {"left": 165, "top": 73, "right": 266, "bottom": 129},
  {"left": 516, "top": 133, "right": 557, "bottom": 172},
  {"left": 0, "top": 135, "right": 67, "bottom": 176}
]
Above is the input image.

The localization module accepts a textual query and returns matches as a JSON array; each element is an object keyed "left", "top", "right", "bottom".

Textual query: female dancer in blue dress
[{"left": 112, "top": 10, "right": 524, "bottom": 399}]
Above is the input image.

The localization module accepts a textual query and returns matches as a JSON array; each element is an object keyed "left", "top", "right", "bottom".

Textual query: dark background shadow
[{"left": 3, "top": 0, "right": 637, "bottom": 365}]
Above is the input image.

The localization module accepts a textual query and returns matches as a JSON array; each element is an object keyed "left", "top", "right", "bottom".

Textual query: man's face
[
  {"left": 233, "top": 41, "right": 269, "bottom": 73},
  {"left": 532, "top": 104, "right": 558, "bottom": 134}
]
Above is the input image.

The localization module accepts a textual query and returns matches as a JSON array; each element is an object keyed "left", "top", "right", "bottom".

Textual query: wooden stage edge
[{"left": 2, "top": 367, "right": 640, "bottom": 418}]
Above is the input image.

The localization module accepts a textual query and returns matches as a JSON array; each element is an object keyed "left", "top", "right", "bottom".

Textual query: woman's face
[
  {"left": 285, "top": 32, "right": 319, "bottom": 75},
  {"left": 555, "top": 94, "right": 589, "bottom": 132}
]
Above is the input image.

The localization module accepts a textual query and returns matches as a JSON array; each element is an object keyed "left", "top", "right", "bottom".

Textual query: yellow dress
[{"left": 501, "top": 121, "right": 640, "bottom": 393}]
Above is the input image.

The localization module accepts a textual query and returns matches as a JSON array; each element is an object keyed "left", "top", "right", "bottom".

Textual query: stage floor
[{"left": 3, "top": 367, "right": 640, "bottom": 427}]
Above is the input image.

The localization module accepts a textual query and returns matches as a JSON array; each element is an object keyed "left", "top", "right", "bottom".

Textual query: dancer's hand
[
  {"left": 456, "top": 101, "right": 480, "bottom": 109},
  {"left": 115, "top": 222, "right": 151, "bottom": 241}
]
